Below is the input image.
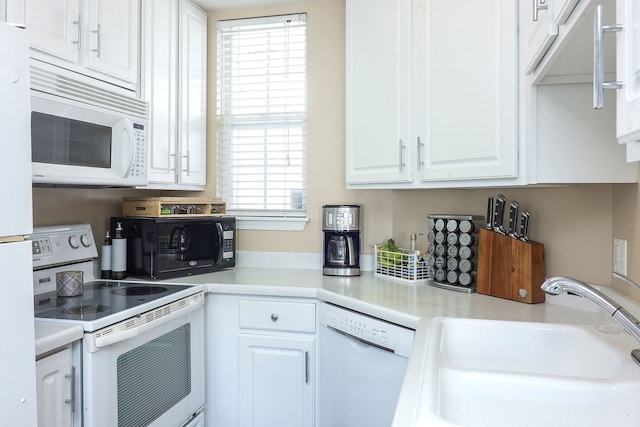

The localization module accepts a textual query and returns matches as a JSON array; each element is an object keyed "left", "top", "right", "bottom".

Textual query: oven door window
[
  {"left": 31, "top": 112, "right": 112, "bottom": 168},
  {"left": 117, "top": 324, "right": 191, "bottom": 427}
]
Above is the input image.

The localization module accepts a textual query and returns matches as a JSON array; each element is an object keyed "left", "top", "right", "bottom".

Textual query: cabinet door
[
  {"left": 144, "top": 0, "right": 179, "bottom": 184},
  {"left": 523, "top": 0, "right": 558, "bottom": 74},
  {"left": 7, "top": 0, "right": 81, "bottom": 64},
  {"left": 86, "top": 0, "right": 139, "bottom": 83},
  {"left": 239, "top": 334, "right": 314, "bottom": 427},
  {"left": 178, "top": 0, "right": 207, "bottom": 186},
  {"left": 616, "top": 0, "right": 640, "bottom": 158},
  {"left": 36, "top": 348, "right": 73, "bottom": 427},
  {"left": 553, "top": 0, "right": 580, "bottom": 25},
  {"left": 345, "top": 0, "right": 412, "bottom": 184},
  {"left": 415, "top": 0, "right": 517, "bottom": 181}
]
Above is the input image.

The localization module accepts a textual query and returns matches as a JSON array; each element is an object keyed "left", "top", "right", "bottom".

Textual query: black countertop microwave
[{"left": 110, "top": 216, "right": 236, "bottom": 280}]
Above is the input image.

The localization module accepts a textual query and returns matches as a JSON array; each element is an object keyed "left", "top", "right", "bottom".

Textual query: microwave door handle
[
  {"left": 216, "top": 222, "right": 224, "bottom": 264},
  {"left": 122, "top": 121, "right": 136, "bottom": 178},
  {"left": 169, "top": 227, "right": 182, "bottom": 249}
]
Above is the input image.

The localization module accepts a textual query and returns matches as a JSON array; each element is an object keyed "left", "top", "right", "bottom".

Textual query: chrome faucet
[{"left": 541, "top": 276, "right": 640, "bottom": 366}]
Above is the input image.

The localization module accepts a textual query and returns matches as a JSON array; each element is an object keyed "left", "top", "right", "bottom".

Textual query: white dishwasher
[{"left": 318, "top": 302, "right": 415, "bottom": 427}]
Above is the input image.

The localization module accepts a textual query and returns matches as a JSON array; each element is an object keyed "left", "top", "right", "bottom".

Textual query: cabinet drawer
[{"left": 239, "top": 300, "right": 316, "bottom": 333}]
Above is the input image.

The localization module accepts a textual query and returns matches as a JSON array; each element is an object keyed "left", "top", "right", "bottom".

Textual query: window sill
[{"left": 235, "top": 216, "right": 309, "bottom": 231}]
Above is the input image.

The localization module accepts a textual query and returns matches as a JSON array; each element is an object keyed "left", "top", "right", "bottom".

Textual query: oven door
[{"left": 82, "top": 298, "right": 204, "bottom": 427}]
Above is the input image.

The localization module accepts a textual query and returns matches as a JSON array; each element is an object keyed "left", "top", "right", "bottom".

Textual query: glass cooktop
[{"left": 33, "top": 281, "right": 192, "bottom": 322}]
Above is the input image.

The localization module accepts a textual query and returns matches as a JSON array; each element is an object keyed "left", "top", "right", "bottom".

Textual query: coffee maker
[{"left": 322, "top": 205, "right": 361, "bottom": 276}]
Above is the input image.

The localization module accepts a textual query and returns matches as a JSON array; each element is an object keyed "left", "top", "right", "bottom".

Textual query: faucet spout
[{"left": 541, "top": 276, "right": 640, "bottom": 346}]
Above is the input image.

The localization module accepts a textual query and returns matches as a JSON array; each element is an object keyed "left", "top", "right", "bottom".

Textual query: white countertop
[
  {"left": 168, "top": 268, "right": 603, "bottom": 328},
  {"left": 36, "top": 267, "right": 640, "bottom": 426},
  {"left": 167, "top": 268, "right": 640, "bottom": 427},
  {"left": 34, "top": 321, "right": 84, "bottom": 357}
]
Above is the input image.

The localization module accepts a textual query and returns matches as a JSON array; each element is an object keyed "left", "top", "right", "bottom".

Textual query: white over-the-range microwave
[{"left": 30, "top": 64, "right": 149, "bottom": 187}]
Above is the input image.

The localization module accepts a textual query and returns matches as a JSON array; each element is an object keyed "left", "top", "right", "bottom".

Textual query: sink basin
[{"left": 418, "top": 317, "right": 640, "bottom": 427}]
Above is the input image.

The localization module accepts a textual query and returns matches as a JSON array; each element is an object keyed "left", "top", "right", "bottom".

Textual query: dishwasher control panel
[{"left": 319, "top": 303, "right": 415, "bottom": 357}]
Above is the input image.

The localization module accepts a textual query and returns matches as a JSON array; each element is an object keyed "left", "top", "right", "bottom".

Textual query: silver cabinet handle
[
  {"left": 533, "top": 0, "right": 548, "bottom": 22},
  {"left": 182, "top": 151, "right": 191, "bottom": 175},
  {"left": 64, "top": 365, "right": 76, "bottom": 412},
  {"left": 270, "top": 313, "right": 278, "bottom": 321},
  {"left": 91, "top": 24, "right": 101, "bottom": 57},
  {"left": 593, "top": 4, "right": 623, "bottom": 109},
  {"left": 72, "top": 15, "right": 82, "bottom": 50},
  {"left": 416, "top": 137, "right": 424, "bottom": 171},
  {"left": 305, "top": 351, "right": 309, "bottom": 384},
  {"left": 398, "top": 139, "right": 406, "bottom": 172}
]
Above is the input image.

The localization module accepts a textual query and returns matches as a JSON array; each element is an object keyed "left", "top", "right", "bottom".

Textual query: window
[{"left": 217, "top": 14, "right": 308, "bottom": 230}]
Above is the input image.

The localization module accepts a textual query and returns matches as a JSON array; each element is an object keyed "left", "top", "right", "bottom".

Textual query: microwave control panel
[
  {"left": 222, "top": 228, "right": 234, "bottom": 260},
  {"left": 130, "top": 123, "right": 147, "bottom": 179}
]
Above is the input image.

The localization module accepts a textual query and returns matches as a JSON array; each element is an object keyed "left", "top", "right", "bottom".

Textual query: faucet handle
[{"left": 612, "top": 272, "right": 640, "bottom": 291}]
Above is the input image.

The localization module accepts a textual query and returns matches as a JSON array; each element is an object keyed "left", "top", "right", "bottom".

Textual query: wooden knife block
[{"left": 476, "top": 228, "right": 546, "bottom": 304}]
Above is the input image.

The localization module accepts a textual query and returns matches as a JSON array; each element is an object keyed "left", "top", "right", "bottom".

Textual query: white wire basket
[{"left": 374, "top": 244, "right": 428, "bottom": 283}]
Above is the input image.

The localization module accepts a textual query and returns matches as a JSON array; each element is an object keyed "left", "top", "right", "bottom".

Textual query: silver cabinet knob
[{"left": 271, "top": 313, "right": 278, "bottom": 322}]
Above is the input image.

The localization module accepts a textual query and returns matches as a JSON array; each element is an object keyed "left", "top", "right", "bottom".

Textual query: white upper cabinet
[
  {"left": 85, "top": 0, "right": 139, "bottom": 85},
  {"left": 346, "top": 0, "right": 519, "bottom": 188},
  {"left": 6, "top": 0, "right": 140, "bottom": 90},
  {"left": 142, "top": 0, "right": 207, "bottom": 189},
  {"left": 177, "top": 0, "right": 207, "bottom": 187},
  {"left": 616, "top": 0, "right": 640, "bottom": 159},
  {"left": 523, "top": 0, "right": 558, "bottom": 74},
  {"left": 345, "top": 0, "right": 412, "bottom": 184},
  {"left": 346, "top": 0, "right": 636, "bottom": 188},
  {"left": 523, "top": 0, "right": 581, "bottom": 73},
  {"left": 414, "top": 0, "right": 517, "bottom": 182}
]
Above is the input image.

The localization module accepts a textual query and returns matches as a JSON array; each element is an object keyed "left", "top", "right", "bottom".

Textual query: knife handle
[
  {"left": 486, "top": 197, "right": 493, "bottom": 229},
  {"left": 494, "top": 194, "right": 506, "bottom": 234},
  {"left": 508, "top": 201, "right": 519, "bottom": 238}
]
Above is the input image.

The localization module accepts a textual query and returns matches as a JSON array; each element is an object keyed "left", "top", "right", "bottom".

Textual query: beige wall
[{"left": 31, "top": 0, "right": 640, "bottom": 291}]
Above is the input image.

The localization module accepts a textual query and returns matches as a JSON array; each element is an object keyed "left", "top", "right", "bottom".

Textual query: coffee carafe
[{"left": 322, "top": 205, "right": 361, "bottom": 276}]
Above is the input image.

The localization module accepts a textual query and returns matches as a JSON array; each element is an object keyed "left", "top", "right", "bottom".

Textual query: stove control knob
[
  {"left": 80, "top": 233, "right": 91, "bottom": 248},
  {"left": 68, "top": 235, "right": 80, "bottom": 249}
]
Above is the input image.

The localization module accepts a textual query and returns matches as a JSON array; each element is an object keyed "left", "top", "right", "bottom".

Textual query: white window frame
[{"left": 217, "top": 14, "right": 309, "bottom": 231}]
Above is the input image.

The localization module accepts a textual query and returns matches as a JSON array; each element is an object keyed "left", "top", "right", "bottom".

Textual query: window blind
[{"left": 217, "top": 14, "right": 307, "bottom": 217}]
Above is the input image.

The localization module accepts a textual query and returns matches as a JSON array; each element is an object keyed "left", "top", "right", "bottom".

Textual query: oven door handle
[{"left": 88, "top": 296, "right": 204, "bottom": 352}]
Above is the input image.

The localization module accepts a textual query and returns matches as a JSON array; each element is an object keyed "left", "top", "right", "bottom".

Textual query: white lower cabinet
[
  {"left": 36, "top": 347, "right": 76, "bottom": 427},
  {"left": 238, "top": 335, "right": 314, "bottom": 427},
  {"left": 206, "top": 294, "right": 317, "bottom": 427}
]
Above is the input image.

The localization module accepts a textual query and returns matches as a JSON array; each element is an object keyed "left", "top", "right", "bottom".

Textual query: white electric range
[{"left": 30, "top": 224, "right": 205, "bottom": 427}]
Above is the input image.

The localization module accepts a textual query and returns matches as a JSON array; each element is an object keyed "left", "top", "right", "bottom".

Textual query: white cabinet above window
[{"left": 6, "top": 0, "right": 140, "bottom": 91}]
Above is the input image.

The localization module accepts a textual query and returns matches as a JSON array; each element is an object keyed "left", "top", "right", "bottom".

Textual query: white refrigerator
[{"left": 0, "top": 22, "right": 38, "bottom": 426}]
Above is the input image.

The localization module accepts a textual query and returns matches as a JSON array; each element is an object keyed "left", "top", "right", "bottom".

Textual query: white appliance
[
  {"left": 0, "top": 22, "right": 39, "bottom": 427},
  {"left": 30, "top": 64, "right": 149, "bottom": 187},
  {"left": 31, "top": 224, "right": 205, "bottom": 427},
  {"left": 319, "top": 303, "right": 415, "bottom": 427}
]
